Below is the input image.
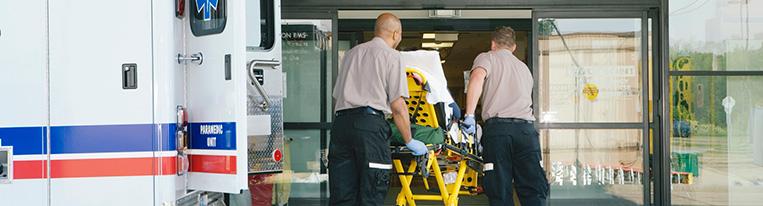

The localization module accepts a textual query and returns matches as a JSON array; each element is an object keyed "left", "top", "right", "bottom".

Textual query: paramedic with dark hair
[
  {"left": 329, "top": 13, "right": 428, "bottom": 206},
  {"left": 463, "top": 26, "right": 550, "bottom": 206}
]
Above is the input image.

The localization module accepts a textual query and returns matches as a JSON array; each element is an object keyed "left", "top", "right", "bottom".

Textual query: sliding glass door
[{"left": 534, "top": 11, "right": 654, "bottom": 205}]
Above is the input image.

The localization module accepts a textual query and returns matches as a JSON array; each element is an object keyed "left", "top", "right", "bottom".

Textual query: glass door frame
[
  {"left": 532, "top": 9, "right": 658, "bottom": 205},
  {"left": 280, "top": 10, "right": 339, "bottom": 205}
]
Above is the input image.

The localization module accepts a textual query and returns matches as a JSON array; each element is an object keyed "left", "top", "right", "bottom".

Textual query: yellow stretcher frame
[
  {"left": 392, "top": 68, "right": 482, "bottom": 206},
  {"left": 393, "top": 150, "right": 478, "bottom": 206}
]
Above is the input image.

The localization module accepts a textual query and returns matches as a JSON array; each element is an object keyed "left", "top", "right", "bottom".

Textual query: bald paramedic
[
  {"left": 329, "top": 13, "right": 428, "bottom": 206},
  {"left": 463, "top": 26, "right": 549, "bottom": 206}
]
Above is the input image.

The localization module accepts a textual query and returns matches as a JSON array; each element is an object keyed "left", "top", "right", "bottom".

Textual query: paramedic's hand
[
  {"left": 406, "top": 139, "right": 428, "bottom": 156},
  {"left": 463, "top": 115, "right": 476, "bottom": 135}
]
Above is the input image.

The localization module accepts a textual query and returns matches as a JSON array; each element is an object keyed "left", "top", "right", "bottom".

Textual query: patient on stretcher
[
  {"left": 388, "top": 50, "right": 471, "bottom": 147},
  {"left": 386, "top": 52, "right": 485, "bottom": 206}
]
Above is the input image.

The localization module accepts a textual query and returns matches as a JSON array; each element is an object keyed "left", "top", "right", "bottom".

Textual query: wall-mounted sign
[{"left": 282, "top": 25, "right": 317, "bottom": 41}]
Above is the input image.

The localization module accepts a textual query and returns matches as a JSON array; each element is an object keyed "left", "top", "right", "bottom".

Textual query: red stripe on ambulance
[
  {"left": 12, "top": 156, "right": 180, "bottom": 179},
  {"left": 189, "top": 155, "right": 237, "bottom": 174}
]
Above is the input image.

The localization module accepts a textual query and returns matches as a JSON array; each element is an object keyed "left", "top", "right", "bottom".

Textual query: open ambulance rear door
[{"left": 183, "top": 0, "right": 249, "bottom": 194}]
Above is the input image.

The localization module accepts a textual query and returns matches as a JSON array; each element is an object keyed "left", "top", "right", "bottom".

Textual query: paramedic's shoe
[
  {"left": 406, "top": 139, "right": 428, "bottom": 156},
  {"left": 463, "top": 115, "right": 476, "bottom": 135}
]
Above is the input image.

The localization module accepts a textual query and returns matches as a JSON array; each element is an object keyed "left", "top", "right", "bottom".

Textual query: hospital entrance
[
  {"left": 271, "top": 10, "right": 651, "bottom": 206},
  {"left": 267, "top": 4, "right": 763, "bottom": 206}
]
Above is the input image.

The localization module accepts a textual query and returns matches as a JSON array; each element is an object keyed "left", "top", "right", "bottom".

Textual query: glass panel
[
  {"left": 259, "top": 0, "right": 275, "bottom": 50},
  {"left": 542, "top": 129, "right": 644, "bottom": 205},
  {"left": 669, "top": 0, "right": 763, "bottom": 71},
  {"left": 538, "top": 18, "right": 643, "bottom": 123},
  {"left": 266, "top": 130, "right": 327, "bottom": 204},
  {"left": 669, "top": 76, "right": 763, "bottom": 205},
  {"left": 270, "top": 19, "right": 333, "bottom": 205},
  {"left": 282, "top": 20, "right": 332, "bottom": 122}
]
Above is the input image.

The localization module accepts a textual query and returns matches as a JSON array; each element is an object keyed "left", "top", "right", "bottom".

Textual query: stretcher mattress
[{"left": 401, "top": 50, "right": 454, "bottom": 105}]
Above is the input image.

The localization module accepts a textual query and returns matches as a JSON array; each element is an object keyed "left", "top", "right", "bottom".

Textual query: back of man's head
[
  {"left": 492, "top": 26, "right": 516, "bottom": 48},
  {"left": 374, "top": 13, "right": 401, "bottom": 38}
]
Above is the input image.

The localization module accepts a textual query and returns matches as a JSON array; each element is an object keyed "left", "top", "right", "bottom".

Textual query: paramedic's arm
[
  {"left": 465, "top": 67, "right": 487, "bottom": 116},
  {"left": 391, "top": 97, "right": 413, "bottom": 143}
]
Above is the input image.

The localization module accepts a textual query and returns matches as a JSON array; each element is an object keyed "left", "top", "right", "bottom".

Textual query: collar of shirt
[
  {"left": 371, "top": 37, "right": 393, "bottom": 50},
  {"left": 496, "top": 49, "right": 520, "bottom": 61},
  {"left": 496, "top": 48, "right": 513, "bottom": 56}
]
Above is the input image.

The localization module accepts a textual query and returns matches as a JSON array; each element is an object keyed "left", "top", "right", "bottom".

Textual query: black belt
[
  {"left": 335, "top": 106, "right": 384, "bottom": 118},
  {"left": 486, "top": 117, "right": 534, "bottom": 124}
]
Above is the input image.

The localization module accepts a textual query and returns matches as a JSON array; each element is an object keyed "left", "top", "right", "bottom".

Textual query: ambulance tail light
[
  {"left": 175, "top": 0, "right": 185, "bottom": 18},
  {"left": 176, "top": 105, "right": 189, "bottom": 175}
]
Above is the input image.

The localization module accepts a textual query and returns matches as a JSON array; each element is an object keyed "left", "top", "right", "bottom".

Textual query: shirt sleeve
[
  {"left": 386, "top": 52, "right": 409, "bottom": 103},
  {"left": 471, "top": 52, "right": 491, "bottom": 77}
]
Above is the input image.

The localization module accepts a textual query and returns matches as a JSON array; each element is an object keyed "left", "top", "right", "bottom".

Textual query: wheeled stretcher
[{"left": 388, "top": 68, "right": 484, "bottom": 206}]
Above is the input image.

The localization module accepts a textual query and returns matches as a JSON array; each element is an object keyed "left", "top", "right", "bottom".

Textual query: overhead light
[
  {"left": 422, "top": 42, "right": 454, "bottom": 49},
  {"left": 429, "top": 10, "right": 460, "bottom": 18},
  {"left": 435, "top": 33, "right": 459, "bottom": 42},
  {"left": 422, "top": 33, "right": 458, "bottom": 41}
]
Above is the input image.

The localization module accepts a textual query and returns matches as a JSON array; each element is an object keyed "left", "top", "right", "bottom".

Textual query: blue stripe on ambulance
[
  {"left": 0, "top": 126, "right": 47, "bottom": 155},
  {"left": 50, "top": 124, "right": 155, "bottom": 154},
  {"left": 0, "top": 122, "right": 235, "bottom": 154}
]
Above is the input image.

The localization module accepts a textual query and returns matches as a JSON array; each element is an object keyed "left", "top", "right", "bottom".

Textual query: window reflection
[
  {"left": 542, "top": 129, "right": 644, "bottom": 205},
  {"left": 263, "top": 20, "right": 333, "bottom": 205},
  {"left": 538, "top": 18, "right": 643, "bottom": 123},
  {"left": 281, "top": 23, "right": 330, "bottom": 122},
  {"left": 669, "top": 0, "right": 763, "bottom": 71},
  {"left": 669, "top": 76, "right": 763, "bottom": 205},
  {"left": 669, "top": 0, "right": 763, "bottom": 205}
]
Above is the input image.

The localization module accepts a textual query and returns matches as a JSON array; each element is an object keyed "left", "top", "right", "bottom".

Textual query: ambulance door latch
[
  {"left": 122, "top": 63, "right": 138, "bottom": 90},
  {"left": 177, "top": 52, "right": 203, "bottom": 65}
]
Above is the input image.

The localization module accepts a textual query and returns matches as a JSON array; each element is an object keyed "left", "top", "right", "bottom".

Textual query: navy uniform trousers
[
  {"left": 328, "top": 107, "right": 392, "bottom": 206},
  {"left": 482, "top": 118, "right": 550, "bottom": 206}
]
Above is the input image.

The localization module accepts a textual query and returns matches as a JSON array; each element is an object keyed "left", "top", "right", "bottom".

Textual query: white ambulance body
[{"left": 0, "top": 0, "right": 283, "bottom": 205}]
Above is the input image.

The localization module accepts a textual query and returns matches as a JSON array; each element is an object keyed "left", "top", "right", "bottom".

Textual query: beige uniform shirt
[
  {"left": 333, "top": 37, "right": 409, "bottom": 115},
  {"left": 472, "top": 49, "right": 535, "bottom": 121}
]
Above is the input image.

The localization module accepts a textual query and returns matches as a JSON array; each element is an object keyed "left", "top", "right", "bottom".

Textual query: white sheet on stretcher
[{"left": 401, "top": 50, "right": 455, "bottom": 105}]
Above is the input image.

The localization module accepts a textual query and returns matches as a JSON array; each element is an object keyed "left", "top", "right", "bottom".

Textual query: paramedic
[
  {"left": 329, "top": 13, "right": 428, "bottom": 206},
  {"left": 463, "top": 26, "right": 549, "bottom": 206}
]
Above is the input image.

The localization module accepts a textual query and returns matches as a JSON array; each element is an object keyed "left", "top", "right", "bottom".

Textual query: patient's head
[{"left": 491, "top": 26, "right": 517, "bottom": 52}]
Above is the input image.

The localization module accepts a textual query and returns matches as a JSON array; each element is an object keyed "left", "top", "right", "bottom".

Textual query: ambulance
[{"left": 0, "top": 0, "right": 284, "bottom": 205}]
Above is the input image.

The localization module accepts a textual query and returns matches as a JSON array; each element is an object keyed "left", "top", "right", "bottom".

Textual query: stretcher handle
[
  {"left": 390, "top": 144, "right": 439, "bottom": 153},
  {"left": 442, "top": 144, "right": 483, "bottom": 163}
]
